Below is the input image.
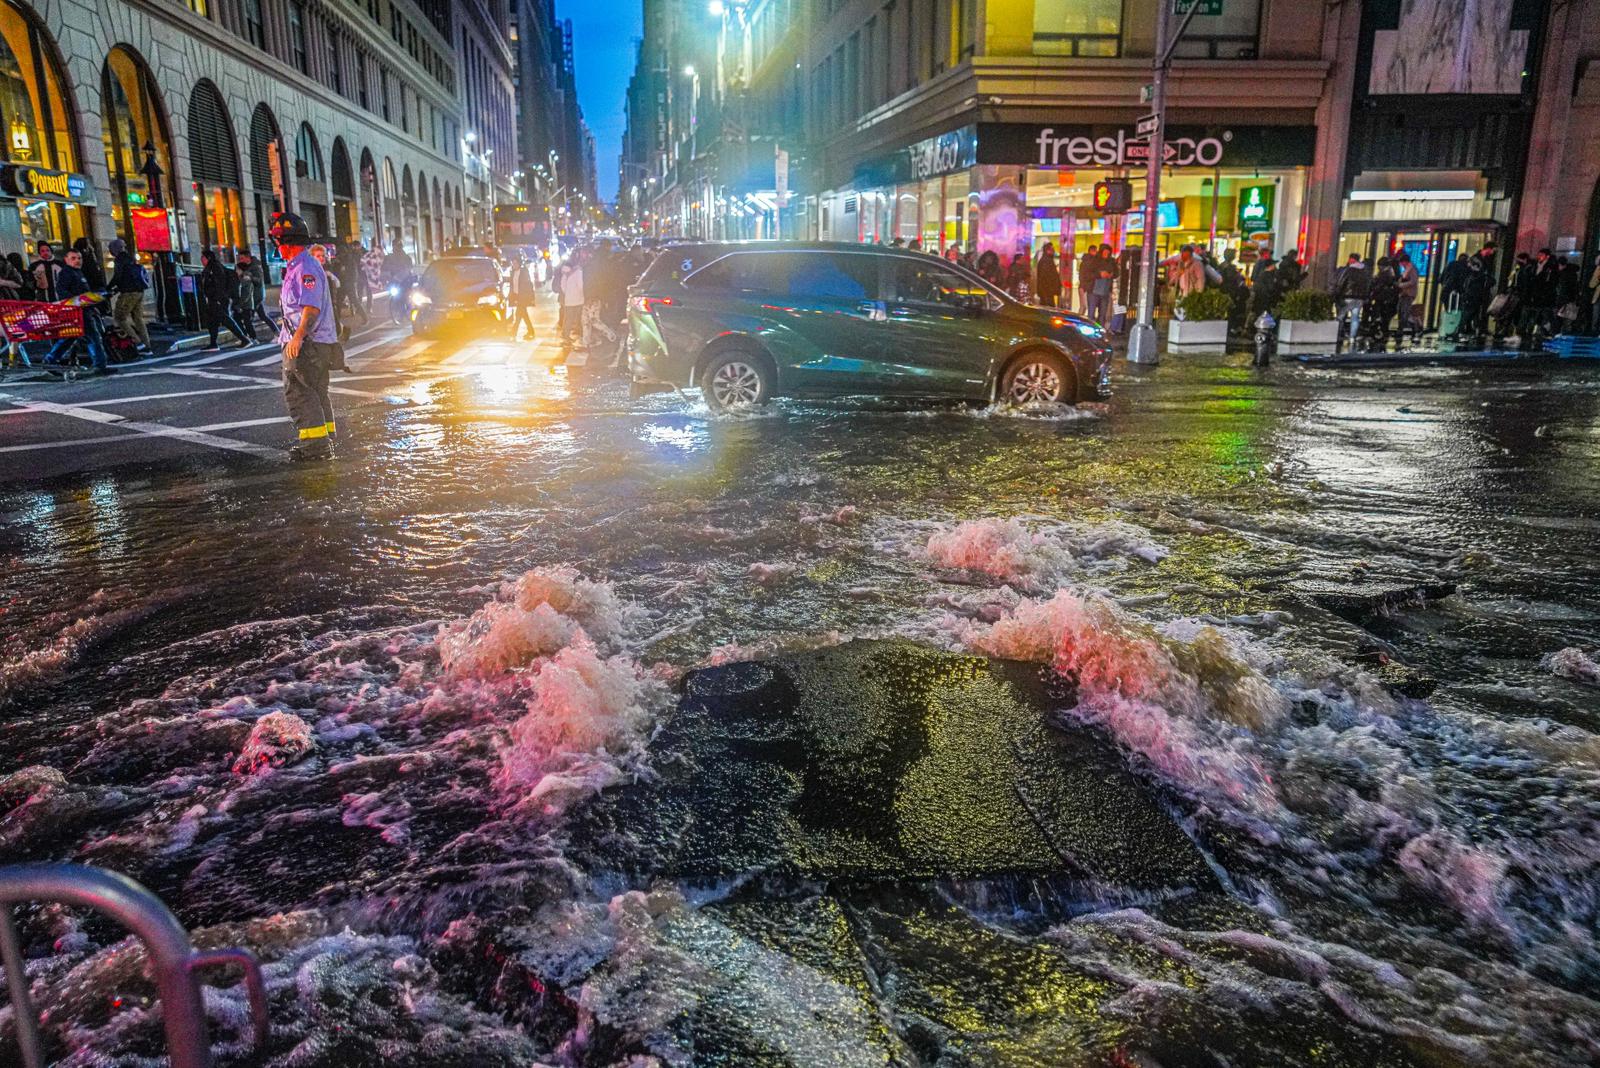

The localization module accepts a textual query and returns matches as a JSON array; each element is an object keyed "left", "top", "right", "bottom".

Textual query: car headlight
[
  {"left": 1053, "top": 315, "right": 1104, "bottom": 341},
  {"left": 409, "top": 290, "right": 432, "bottom": 308},
  {"left": 477, "top": 293, "right": 500, "bottom": 306}
]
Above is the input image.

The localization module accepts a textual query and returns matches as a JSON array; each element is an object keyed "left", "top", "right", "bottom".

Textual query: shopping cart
[{"left": 0, "top": 298, "right": 88, "bottom": 379}]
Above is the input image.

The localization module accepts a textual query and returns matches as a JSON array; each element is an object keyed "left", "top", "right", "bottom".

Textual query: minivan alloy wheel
[
  {"left": 709, "top": 360, "right": 764, "bottom": 408},
  {"left": 1006, "top": 360, "right": 1065, "bottom": 405}
]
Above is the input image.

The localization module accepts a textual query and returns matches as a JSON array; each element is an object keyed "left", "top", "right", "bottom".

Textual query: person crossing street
[{"left": 270, "top": 212, "right": 339, "bottom": 462}]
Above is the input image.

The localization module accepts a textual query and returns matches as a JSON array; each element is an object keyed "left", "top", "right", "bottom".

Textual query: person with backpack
[
  {"left": 1332, "top": 253, "right": 1371, "bottom": 348},
  {"left": 107, "top": 238, "right": 152, "bottom": 354}
]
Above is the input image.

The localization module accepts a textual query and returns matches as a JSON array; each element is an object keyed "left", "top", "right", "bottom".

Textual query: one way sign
[{"left": 1135, "top": 113, "right": 1160, "bottom": 138}]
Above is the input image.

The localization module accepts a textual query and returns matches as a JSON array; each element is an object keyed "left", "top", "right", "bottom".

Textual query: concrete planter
[
  {"left": 1278, "top": 319, "right": 1339, "bottom": 353},
  {"left": 1167, "top": 318, "right": 1229, "bottom": 354}
]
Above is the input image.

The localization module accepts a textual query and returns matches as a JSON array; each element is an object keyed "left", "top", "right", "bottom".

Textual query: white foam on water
[{"left": 1543, "top": 646, "right": 1600, "bottom": 685}]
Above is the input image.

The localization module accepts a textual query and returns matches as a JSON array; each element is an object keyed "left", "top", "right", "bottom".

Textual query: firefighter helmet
[{"left": 268, "top": 211, "right": 313, "bottom": 245}]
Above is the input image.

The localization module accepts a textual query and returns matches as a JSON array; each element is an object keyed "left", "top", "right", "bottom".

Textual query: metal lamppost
[
  {"left": 1127, "top": 0, "right": 1202, "bottom": 366},
  {"left": 138, "top": 141, "right": 179, "bottom": 324}
]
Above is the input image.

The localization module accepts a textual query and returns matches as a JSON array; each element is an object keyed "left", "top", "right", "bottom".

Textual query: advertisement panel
[{"left": 976, "top": 124, "right": 1317, "bottom": 170}]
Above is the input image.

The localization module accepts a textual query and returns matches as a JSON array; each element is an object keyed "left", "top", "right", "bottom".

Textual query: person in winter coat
[
  {"left": 1276, "top": 249, "right": 1305, "bottom": 293},
  {"left": 1331, "top": 254, "right": 1371, "bottom": 344},
  {"left": 107, "top": 238, "right": 151, "bottom": 352},
  {"left": 1249, "top": 255, "right": 1280, "bottom": 321},
  {"left": 5, "top": 252, "right": 33, "bottom": 300},
  {"left": 1218, "top": 248, "right": 1249, "bottom": 334},
  {"left": 1555, "top": 257, "right": 1581, "bottom": 335},
  {"left": 1034, "top": 244, "right": 1062, "bottom": 308},
  {"left": 199, "top": 248, "right": 251, "bottom": 349},
  {"left": 1077, "top": 245, "right": 1098, "bottom": 313},
  {"left": 1163, "top": 245, "right": 1206, "bottom": 302},
  {"left": 1395, "top": 252, "right": 1419, "bottom": 336},
  {"left": 1360, "top": 258, "right": 1399, "bottom": 348},
  {"left": 47, "top": 250, "right": 111, "bottom": 374},
  {"left": 975, "top": 250, "right": 1003, "bottom": 288},
  {"left": 234, "top": 249, "right": 276, "bottom": 336},
  {"left": 72, "top": 237, "right": 107, "bottom": 293},
  {"left": 29, "top": 241, "right": 63, "bottom": 301},
  {"left": 1589, "top": 260, "right": 1600, "bottom": 336},
  {"left": 1005, "top": 253, "right": 1031, "bottom": 301},
  {"left": 1460, "top": 258, "right": 1494, "bottom": 346},
  {"left": 557, "top": 250, "right": 586, "bottom": 344},
  {"left": 507, "top": 252, "right": 538, "bottom": 341},
  {"left": 1518, "top": 249, "right": 1561, "bottom": 350}
]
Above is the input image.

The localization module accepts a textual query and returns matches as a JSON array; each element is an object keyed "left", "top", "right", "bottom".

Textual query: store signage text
[
  {"left": 1033, "top": 127, "right": 1230, "bottom": 168},
  {"left": 0, "top": 164, "right": 94, "bottom": 204},
  {"left": 1238, "top": 183, "right": 1274, "bottom": 232},
  {"left": 907, "top": 127, "right": 977, "bottom": 182}
]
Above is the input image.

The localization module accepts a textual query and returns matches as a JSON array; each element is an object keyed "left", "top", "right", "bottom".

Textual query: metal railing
[{"left": 0, "top": 863, "right": 268, "bottom": 1068}]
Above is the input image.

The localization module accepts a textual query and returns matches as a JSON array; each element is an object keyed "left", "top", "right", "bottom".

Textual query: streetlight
[{"left": 708, "top": 0, "right": 724, "bottom": 14}]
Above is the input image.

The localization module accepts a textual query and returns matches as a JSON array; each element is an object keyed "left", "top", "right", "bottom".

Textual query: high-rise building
[
  {"left": 515, "top": 0, "right": 595, "bottom": 232},
  {"left": 454, "top": 0, "right": 521, "bottom": 244}
]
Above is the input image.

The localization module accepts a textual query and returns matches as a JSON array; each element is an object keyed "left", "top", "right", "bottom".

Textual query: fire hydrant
[{"left": 1253, "top": 312, "right": 1277, "bottom": 367}]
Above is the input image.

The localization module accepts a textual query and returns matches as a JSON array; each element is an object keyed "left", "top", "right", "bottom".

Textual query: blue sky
[{"left": 561, "top": 1, "right": 644, "bottom": 204}]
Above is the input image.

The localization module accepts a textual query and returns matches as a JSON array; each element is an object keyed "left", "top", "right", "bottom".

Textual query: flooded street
[{"left": 3, "top": 343, "right": 1599, "bottom": 1066}]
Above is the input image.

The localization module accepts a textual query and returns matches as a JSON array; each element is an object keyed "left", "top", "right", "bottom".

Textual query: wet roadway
[{"left": 1, "top": 299, "right": 1598, "bottom": 1066}]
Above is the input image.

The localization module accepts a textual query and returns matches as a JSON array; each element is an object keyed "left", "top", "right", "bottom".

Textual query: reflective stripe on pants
[{"left": 282, "top": 340, "right": 335, "bottom": 440}]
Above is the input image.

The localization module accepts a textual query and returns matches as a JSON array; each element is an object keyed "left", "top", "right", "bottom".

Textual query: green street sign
[{"left": 1176, "top": 0, "right": 1223, "bottom": 13}]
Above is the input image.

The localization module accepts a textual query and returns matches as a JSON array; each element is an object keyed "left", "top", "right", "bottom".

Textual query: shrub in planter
[
  {"left": 1176, "top": 289, "right": 1232, "bottom": 322},
  {"left": 1275, "top": 289, "right": 1339, "bottom": 350},
  {"left": 1276, "top": 290, "right": 1335, "bottom": 323},
  {"left": 1169, "top": 288, "right": 1232, "bottom": 351}
]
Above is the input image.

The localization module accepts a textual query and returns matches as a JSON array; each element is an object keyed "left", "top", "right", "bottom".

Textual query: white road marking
[
  {"left": 0, "top": 395, "right": 282, "bottom": 459},
  {"left": 174, "top": 344, "right": 274, "bottom": 367},
  {"left": 245, "top": 328, "right": 401, "bottom": 367}
]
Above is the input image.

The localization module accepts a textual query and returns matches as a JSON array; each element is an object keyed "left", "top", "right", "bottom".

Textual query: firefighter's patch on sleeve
[{"left": 302, "top": 274, "right": 317, "bottom": 289}]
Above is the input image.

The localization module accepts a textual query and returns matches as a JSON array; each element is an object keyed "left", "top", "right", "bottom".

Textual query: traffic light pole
[{"left": 1127, "top": 0, "right": 1202, "bottom": 365}]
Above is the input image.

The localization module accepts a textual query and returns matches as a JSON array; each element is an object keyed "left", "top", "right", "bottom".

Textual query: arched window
[
  {"left": 330, "top": 137, "right": 355, "bottom": 240},
  {"left": 248, "top": 102, "right": 288, "bottom": 261},
  {"left": 0, "top": 0, "right": 87, "bottom": 245},
  {"left": 293, "top": 121, "right": 327, "bottom": 235},
  {"left": 102, "top": 45, "right": 174, "bottom": 249},
  {"left": 185, "top": 79, "right": 244, "bottom": 255}
]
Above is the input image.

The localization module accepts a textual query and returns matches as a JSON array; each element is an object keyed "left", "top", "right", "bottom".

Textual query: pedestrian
[
  {"left": 1331, "top": 253, "right": 1371, "bottom": 347},
  {"left": 47, "top": 249, "right": 112, "bottom": 375},
  {"left": 1077, "top": 243, "right": 1097, "bottom": 314},
  {"left": 943, "top": 244, "right": 960, "bottom": 265},
  {"left": 1554, "top": 256, "right": 1581, "bottom": 336},
  {"left": 107, "top": 238, "right": 152, "bottom": 354},
  {"left": 1219, "top": 248, "right": 1249, "bottom": 334},
  {"left": 199, "top": 248, "right": 251, "bottom": 349},
  {"left": 975, "top": 250, "right": 1002, "bottom": 287},
  {"left": 1277, "top": 249, "right": 1305, "bottom": 293},
  {"left": 558, "top": 250, "right": 586, "bottom": 345},
  {"left": 1087, "top": 244, "right": 1115, "bottom": 325},
  {"left": 337, "top": 242, "right": 369, "bottom": 324},
  {"left": 29, "top": 241, "right": 62, "bottom": 301},
  {"left": 1361, "top": 257, "right": 1399, "bottom": 349},
  {"left": 1250, "top": 244, "right": 1274, "bottom": 287},
  {"left": 1034, "top": 243, "right": 1061, "bottom": 308},
  {"left": 1395, "top": 252, "right": 1419, "bottom": 339},
  {"left": 507, "top": 252, "right": 537, "bottom": 341},
  {"left": 1249, "top": 254, "right": 1280, "bottom": 322},
  {"left": 908, "top": 238, "right": 923, "bottom": 253},
  {"left": 1163, "top": 244, "right": 1206, "bottom": 302},
  {"left": 1518, "top": 248, "right": 1560, "bottom": 350},
  {"left": 1461, "top": 257, "right": 1494, "bottom": 346},
  {"left": 269, "top": 212, "right": 339, "bottom": 461},
  {"left": 1588, "top": 258, "right": 1600, "bottom": 336},
  {"left": 73, "top": 237, "right": 107, "bottom": 293},
  {"left": 0, "top": 249, "right": 24, "bottom": 297},
  {"left": 6, "top": 252, "right": 34, "bottom": 300},
  {"left": 1005, "top": 252, "right": 1031, "bottom": 301},
  {"left": 362, "top": 242, "right": 385, "bottom": 310},
  {"left": 233, "top": 247, "right": 277, "bottom": 338}
]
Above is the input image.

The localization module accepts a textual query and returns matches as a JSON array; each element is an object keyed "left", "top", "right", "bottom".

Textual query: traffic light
[{"left": 1093, "top": 178, "right": 1133, "bottom": 214}]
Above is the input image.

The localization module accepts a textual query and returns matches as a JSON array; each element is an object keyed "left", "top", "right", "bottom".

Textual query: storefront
[
  {"left": 832, "top": 121, "right": 1315, "bottom": 273},
  {"left": 0, "top": 0, "right": 90, "bottom": 249},
  {"left": 100, "top": 46, "right": 176, "bottom": 250},
  {"left": 187, "top": 80, "right": 245, "bottom": 259}
]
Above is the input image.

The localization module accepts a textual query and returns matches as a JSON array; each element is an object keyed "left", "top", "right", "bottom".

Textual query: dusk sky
[{"left": 561, "top": 1, "right": 644, "bottom": 205}]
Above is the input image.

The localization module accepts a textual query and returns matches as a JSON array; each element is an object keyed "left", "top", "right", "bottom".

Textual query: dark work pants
[
  {"left": 509, "top": 303, "right": 536, "bottom": 339},
  {"left": 241, "top": 297, "right": 278, "bottom": 336},
  {"left": 204, "top": 298, "right": 250, "bottom": 346},
  {"left": 282, "top": 340, "right": 336, "bottom": 441}
]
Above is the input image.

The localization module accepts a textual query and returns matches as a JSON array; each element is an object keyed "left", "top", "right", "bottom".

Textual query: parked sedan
[
  {"left": 409, "top": 255, "right": 504, "bottom": 338},
  {"left": 627, "top": 242, "right": 1112, "bottom": 411}
]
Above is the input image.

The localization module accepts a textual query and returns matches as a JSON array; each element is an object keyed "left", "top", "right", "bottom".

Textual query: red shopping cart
[{"left": 0, "top": 299, "right": 88, "bottom": 378}]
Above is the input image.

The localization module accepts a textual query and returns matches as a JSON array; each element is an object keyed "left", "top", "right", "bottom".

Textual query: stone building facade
[{"left": 6, "top": 0, "right": 475, "bottom": 295}]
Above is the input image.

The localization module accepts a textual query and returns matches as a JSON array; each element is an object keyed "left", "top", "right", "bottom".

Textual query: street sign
[
  {"left": 1175, "top": 0, "right": 1223, "bottom": 13},
  {"left": 775, "top": 147, "right": 789, "bottom": 206},
  {"left": 1135, "top": 113, "right": 1160, "bottom": 138},
  {"left": 1140, "top": 84, "right": 1154, "bottom": 104}
]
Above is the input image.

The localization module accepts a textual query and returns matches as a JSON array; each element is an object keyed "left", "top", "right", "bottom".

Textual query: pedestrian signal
[{"left": 1093, "top": 179, "right": 1133, "bottom": 214}]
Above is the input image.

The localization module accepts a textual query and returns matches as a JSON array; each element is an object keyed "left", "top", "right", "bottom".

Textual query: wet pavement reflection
[{"left": 1, "top": 344, "right": 1598, "bottom": 1065}]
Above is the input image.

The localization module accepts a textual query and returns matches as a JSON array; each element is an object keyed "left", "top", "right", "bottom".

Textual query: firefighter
[{"left": 269, "top": 212, "right": 339, "bottom": 462}]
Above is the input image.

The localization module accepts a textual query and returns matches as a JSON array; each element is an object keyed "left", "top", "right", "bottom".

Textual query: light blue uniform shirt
[{"left": 277, "top": 250, "right": 338, "bottom": 345}]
